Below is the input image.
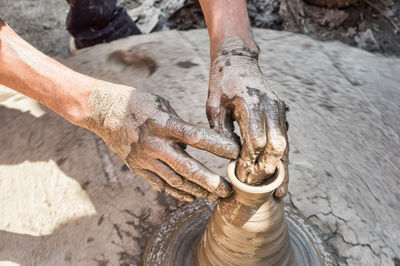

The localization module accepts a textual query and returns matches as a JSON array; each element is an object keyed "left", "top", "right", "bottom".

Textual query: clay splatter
[
  {"left": 176, "top": 60, "right": 199, "bottom": 69},
  {"left": 246, "top": 87, "right": 261, "bottom": 97}
]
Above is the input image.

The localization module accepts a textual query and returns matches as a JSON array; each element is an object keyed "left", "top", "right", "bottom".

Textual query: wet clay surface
[
  {"left": 143, "top": 201, "right": 335, "bottom": 266},
  {"left": 0, "top": 29, "right": 399, "bottom": 265},
  {"left": 196, "top": 161, "right": 297, "bottom": 266}
]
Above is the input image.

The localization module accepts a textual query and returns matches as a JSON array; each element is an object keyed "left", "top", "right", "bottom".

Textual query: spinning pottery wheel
[{"left": 143, "top": 161, "right": 335, "bottom": 265}]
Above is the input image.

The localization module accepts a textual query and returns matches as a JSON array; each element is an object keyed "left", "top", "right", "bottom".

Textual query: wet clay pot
[{"left": 195, "top": 161, "right": 297, "bottom": 266}]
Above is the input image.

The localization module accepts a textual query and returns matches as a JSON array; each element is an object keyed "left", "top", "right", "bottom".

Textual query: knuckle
[
  {"left": 168, "top": 176, "right": 182, "bottom": 188},
  {"left": 231, "top": 96, "right": 246, "bottom": 109},
  {"left": 269, "top": 135, "right": 287, "bottom": 156},
  {"left": 190, "top": 168, "right": 204, "bottom": 181},
  {"left": 251, "top": 136, "right": 267, "bottom": 150},
  {"left": 206, "top": 99, "right": 219, "bottom": 110},
  {"left": 125, "top": 152, "right": 140, "bottom": 168},
  {"left": 261, "top": 164, "right": 277, "bottom": 176},
  {"left": 241, "top": 143, "right": 258, "bottom": 162},
  {"left": 182, "top": 126, "right": 197, "bottom": 141},
  {"left": 207, "top": 193, "right": 219, "bottom": 202},
  {"left": 177, "top": 159, "right": 196, "bottom": 176},
  {"left": 206, "top": 96, "right": 221, "bottom": 112}
]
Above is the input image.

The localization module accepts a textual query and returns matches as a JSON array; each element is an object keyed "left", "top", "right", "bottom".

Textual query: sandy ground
[{"left": 0, "top": 28, "right": 399, "bottom": 265}]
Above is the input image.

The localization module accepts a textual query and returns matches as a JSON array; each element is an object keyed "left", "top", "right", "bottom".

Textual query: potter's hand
[
  {"left": 0, "top": 20, "right": 239, "bottom": 202},
  {"left": 206, "top": 40, "right": 289, "bottom": 197},
  {"left": 86, "top": 85, "right": 239, "bottom": 202}
]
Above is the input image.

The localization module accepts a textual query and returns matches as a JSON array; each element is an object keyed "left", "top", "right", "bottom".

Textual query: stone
[
  {"left": 354, "top": 28, "right": 381, "bottom": 52},
  {"left": 319, "top": 9, "right": 349, "bottom": 29},
  {"left": 124, "top": 0, "right": 186, "bottom": 33},
  {"left": 120, "top": 0, "right": 281, "bottom": 32},
  {"left": 346, "top": 27, "right": 357, "bottom": 37},
  {"left": 247, "top": 0, "right": 282, "bottom": 28}
]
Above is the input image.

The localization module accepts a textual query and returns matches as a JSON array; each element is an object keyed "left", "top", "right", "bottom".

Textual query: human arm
[
  {"left": 0, "top": 19, "right": 240, "bottom": 202},
  {"left": 0, "top": 18, "right": 92, "bottom": 125},
  {"left": 199, "top": 0, "right": 289, "bottom": 197}
]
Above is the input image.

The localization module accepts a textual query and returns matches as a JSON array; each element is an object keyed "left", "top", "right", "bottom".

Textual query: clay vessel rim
[{"left": 227, "top": 160, "right": 285, "bottom": 194}]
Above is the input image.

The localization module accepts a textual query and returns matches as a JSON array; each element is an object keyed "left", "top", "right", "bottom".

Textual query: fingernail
[
  {"left": 197, "top": 191, "right": 209, "bottom": 199},
  {"left": 184, "top": 195, "right": 195, "bottom": 202}
]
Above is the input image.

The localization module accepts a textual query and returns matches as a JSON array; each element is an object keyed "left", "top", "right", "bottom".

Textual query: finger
[
  {"left": 132, "top": 169, "right": 165, "bottom": 192},
  {"left": 166, "top": 117, "right": 239, "bottom": 160},
  {"left": 232, "top": 98, "right": 267, "bottom": 183},
  {"left": 252, "top": 99, "right": 287, "bottom": 183},
  {"left": 274, "top": 150, "right": 289, "bottom": 198},
  {"left": 159, "top": 146, "right": 232, "bottom": 198},
  {"left": 206, "top": 97, "right": 238, "bottom": 142},
  {"left": 206, "top": 96, "right": 222, "bottom": 131},
  {"left": 163, "top": 184, "right": 196, "bottom": 202},
  {"left": 133, "top": 169, "right": 195, "bottom": 202},
  {"left": 274, "top": 161, "right": 288, "bottom": 198},
  {"left": 146, "top": 159, "right": 210, "bottom": 199},
  {"left": 275, "top": 101, "right": 289, "bottom": 198},
  {"left": 207, "top": 193, "right": 219, "bottom": 202}
]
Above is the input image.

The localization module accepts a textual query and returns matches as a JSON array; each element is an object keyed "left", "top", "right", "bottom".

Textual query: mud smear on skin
[
  {"left": 88, "top": 84, "right": 238, "bottom": 203},
  {"left": 246, "top": 86, "right": 262, "bottom": 97}
]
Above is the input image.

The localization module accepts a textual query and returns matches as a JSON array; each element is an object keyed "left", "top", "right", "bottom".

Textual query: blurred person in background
[{"left": 66, "top": 0, "right": 141, "bottom": 54}]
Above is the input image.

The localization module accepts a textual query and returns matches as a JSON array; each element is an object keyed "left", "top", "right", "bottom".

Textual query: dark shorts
[{"left": 66, "top": 0, "right": 141, "bottom": 49}]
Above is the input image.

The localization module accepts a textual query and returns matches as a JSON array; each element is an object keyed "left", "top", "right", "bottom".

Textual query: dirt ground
[{"left": 0, "top": 0, "right": 399, "bottom": 57}]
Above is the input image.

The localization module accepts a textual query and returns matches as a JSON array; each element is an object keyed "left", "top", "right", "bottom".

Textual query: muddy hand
[
  {"left": 85, "top": 84, "right": 239, "bottom": 202},
  {"left": 206, "top": 38, "right": 289, "bottom": 197}
]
